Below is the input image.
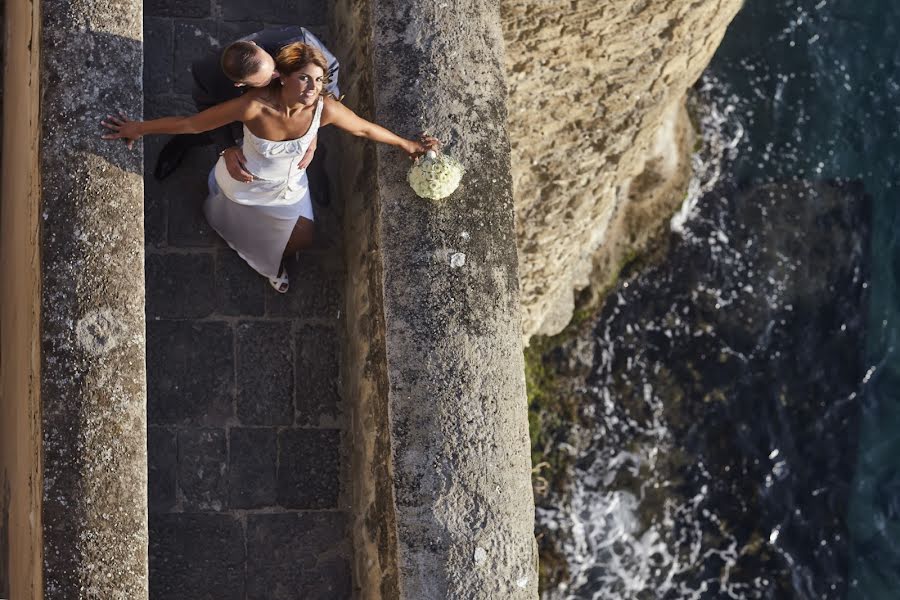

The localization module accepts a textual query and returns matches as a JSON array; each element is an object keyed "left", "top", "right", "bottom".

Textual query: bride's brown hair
[{"left": 273, "top": 43, "right": 332, "bottom": 94}]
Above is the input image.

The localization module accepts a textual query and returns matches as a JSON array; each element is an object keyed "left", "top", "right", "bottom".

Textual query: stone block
[
  {"left": 149, "top": 513, "right": 245, "bottom": 600},
  {"left": 144, "top": 17, "right": 174, "bottom": 94},
  {"left": 246, "top": 512, "right": 350, "bottom": 600},
  {"left": 147, "top": 320, "right": 234, "bottom": 425},
  {"left": 165, "top": 145, "right": 222, "bottom": 248},
  {"left": 143, "top": 134, "right": 168, "bottom": 248},
  {"left": 236, "top": 321, "right": 294, "bottom": 425},
  {"left": 277, "top": 428, "right": 340, "bottom": 509},
  {"left": 178, "top": 428, "right": 228, "bottom": 511},
  {"left": 146, "top": 252, "right": 216, "bottom": 319},
  {"left": 228, "top": 427, "right": 277, "bottom": 508},
  {"left": 306, "top": 153, "right": 343, "bottom": 253},
  {"left": 215, "top": 248, "right": 266, "bottom": 316},
  {"left": 265, "top": 255, "right": 341, "bottom": 320},
  {"left": 142, "top": 95, "right": 222, "bottom": 248},
  {"left": 145, "top": 93, "right": 197, "bottom": 121},
  {"left": 217, "top": 20, "right": 265, "bottom": 45},
  {"left": 223, "top": 1, "right": 326, "bottom": 26},
  {"left": 174, "top": 19, "right": 220, "bottom": 95},
  {"left": 145, "top": 0, "right": 211, "bottom": 18},
  {"left": 295, "top": 324, "right": 341, "bottom": 426},
  {"left": 148, "top": 426, "right": 177, "bottom": 513}
]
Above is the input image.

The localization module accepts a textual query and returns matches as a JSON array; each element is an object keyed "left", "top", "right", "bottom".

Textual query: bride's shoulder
[
  {"left": 243, "top": 89, "right": 278, "bottom": 111},
  {"left": 321, "top": 95, "right": 346, "bottom": 118}
]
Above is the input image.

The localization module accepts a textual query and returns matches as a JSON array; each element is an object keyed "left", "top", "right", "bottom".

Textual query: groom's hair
[
  {"left": 221, "top": 41, "right": 266, "bottom": 82},
  {"left": 274, "top": 43, "right": 330, "bottom": 87}
]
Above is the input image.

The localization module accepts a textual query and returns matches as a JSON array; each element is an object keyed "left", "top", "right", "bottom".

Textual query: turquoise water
[{"left": 706, "top": 1, "right": 900, "bottom": 596}]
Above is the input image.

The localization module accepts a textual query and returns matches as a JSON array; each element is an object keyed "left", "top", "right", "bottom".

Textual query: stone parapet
[
  {"left": 332, "top": 0, "right": 538, "bottom": 597},
  {"left": 29, "top": 0, "right": 146, "bottom": 597}
]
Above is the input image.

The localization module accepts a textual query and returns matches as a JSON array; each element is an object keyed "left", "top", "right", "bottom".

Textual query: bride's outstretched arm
[
  {"left": 101, "top": 95, "right": 256, "bottom": 149},
  {"left": 321, "top": 96, "right": 438, "bottom": 158}
]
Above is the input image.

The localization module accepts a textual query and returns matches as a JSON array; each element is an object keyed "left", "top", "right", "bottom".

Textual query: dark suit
[{"left": 191, "top": 26, "right": 340, "bottom": 151}]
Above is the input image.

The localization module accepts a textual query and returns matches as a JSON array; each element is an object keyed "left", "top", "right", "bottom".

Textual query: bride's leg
[{"left": 283, "top": 216, "right": 314, "bottom": 257}]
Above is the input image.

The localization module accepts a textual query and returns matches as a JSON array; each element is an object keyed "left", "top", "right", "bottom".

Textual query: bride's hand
[
  {"left": 101, "top": 113, "right": 143, "bottom": 149},
  {"left": 403, "top": 134, "right": 441, "bottom": 159}
]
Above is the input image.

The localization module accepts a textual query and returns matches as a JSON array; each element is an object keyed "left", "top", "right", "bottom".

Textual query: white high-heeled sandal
[{"left": 268, "top": 263, "right": 289, "bottom": 294}]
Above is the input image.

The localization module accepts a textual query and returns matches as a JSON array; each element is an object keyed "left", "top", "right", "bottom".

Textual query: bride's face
[{"left": 281, "top": 64, "right": 325, "bottom": 105}]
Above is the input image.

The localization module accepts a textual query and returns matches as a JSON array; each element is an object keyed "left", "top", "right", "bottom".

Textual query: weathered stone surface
[
  {"left": 295, "top": 324, "right": 340, "bottom": 426},
  {"left": 146, "top": 0, "right": 210, "bottom": 19},
  {"left": 165, "top": 148, "right": 222, "bottom": 247},
  {"left": 216, "top": 248, "right": 267, "bottom": 315},
  {"left": 331, "top": 0, "right": 538, "bottom": 596},
  {"left": 37, "top": 0, "right": 149, "bottom": 596},
  {"left": 148, "top": 427, "right": 177, "bottom": 513},
  {"left": 222, "top": 1, "right": 325, "bottom": 26},
  {"left": 143, "top": 134, "right": 169, "bottom": 248},
  {"left": 236, "top": 321, "right": 294, "bottom": 425},
  {"left": 277, "top": 429, "right": 340, "bottom": 509},
  {"left": 173, "top": 19, "right": 220, "bottom": 94},
  {"left": 147, "top": 320, "right": 234, "bottom": 425},
  {"left": 266, "top": 255, "right": 342, "bottom": 319},
  {"left": 217, "top": 19, "right": 265, "bottom": 44},
  {"left": 143, "top": 0, "right": 350, "bottom": 596},
  {"left": 149, "top": 514, "right": 245, "bottom": 600},
  {"left": 228, "top": 427, "right": 277, "bottom": 508},
  {"left": 246, "top": 512, "right": 351, "bottom": 600},
  {"left": 178, "top": 428, "right": 228, "bottom": 511},
  {"left": 144, "top": 17, "right": 174, "bottom": 94},
  {"left": 145, "top": 252, "right": 216, "bottom": 318},
  {"left": 502, "top": 0, "right": 743, "bottom": 338}
]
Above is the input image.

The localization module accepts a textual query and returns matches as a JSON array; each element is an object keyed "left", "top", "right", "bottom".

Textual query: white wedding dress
[{"left": 204, "top": 97, "right": 323, "bottom": 278}]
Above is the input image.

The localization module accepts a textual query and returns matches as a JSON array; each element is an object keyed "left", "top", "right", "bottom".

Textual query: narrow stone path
[{"left": 143, "top": 2, "right": 350, "bottom": 598}]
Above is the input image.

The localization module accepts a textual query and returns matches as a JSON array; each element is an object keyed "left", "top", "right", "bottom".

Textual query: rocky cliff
[{"left": 502, "top": 0, "right": 744, "bottom": 339}]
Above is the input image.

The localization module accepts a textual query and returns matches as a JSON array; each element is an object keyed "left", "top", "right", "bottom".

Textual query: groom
[{"left": 155, "top": 25, "right": 340, "bottom": 204}]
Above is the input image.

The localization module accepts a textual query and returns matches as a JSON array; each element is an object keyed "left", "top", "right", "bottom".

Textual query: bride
[{"left": 103, "top": 42, "right": 437, "bottom": 292}]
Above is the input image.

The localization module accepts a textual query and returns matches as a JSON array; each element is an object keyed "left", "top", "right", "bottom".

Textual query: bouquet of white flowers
[{"left": 407, "top": 150, "right": 464, "bottom": 200}]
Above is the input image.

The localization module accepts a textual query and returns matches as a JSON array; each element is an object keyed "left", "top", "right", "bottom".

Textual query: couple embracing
[{"left": 103, "top": 26, "right": 437, "bottom": 293}]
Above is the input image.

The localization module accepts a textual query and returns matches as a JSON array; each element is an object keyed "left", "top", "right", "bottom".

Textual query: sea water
[{"left": 542, "top": 1, "right": 900, "bottom": 598}]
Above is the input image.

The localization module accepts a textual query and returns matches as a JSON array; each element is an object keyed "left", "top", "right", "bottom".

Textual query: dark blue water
[
  {"left": 707, "top": 1, "right": 900, "bottom": 596},
  {"left": 540, "top": 1, "right": 900, "bottom": 598}
]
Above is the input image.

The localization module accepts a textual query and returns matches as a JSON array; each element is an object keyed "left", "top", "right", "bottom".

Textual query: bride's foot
[{"left": 268, "top": 263, "right": 289, "bottom": 294}]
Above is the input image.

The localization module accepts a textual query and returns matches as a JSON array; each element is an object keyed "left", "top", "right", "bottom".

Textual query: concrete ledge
[
  {"left": 335, "top": 0, "right": 538, "bottom": 597},
  {"left": 38, "top": 0, "right": 147, "bottom": 597}
]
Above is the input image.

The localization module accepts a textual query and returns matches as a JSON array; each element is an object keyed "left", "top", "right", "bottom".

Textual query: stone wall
[
  {"left": 502, "top": 0, "right": 744, "bottom": 338},
  {"left": 334, "top": 0, "right": 538, "bottom": 597},
  {"left": 40, "top": 0, "right": 148, "bottom": 597},
  {"left": 329, "top": 0, "right": 400, "bottom": 595}
]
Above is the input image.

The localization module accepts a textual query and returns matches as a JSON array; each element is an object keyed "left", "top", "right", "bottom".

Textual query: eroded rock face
[{"left": 502, "top": 0, "right": 744, "bottom": 339}]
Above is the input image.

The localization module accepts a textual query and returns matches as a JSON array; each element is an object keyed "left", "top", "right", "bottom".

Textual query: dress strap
[{"left": 314, "top": 97, "right": 325, "bottom": 124}]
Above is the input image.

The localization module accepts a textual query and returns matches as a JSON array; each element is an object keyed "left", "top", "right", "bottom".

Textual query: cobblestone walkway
[{"left": 143, "top": 2, "right": 350, "bottom": 597}]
